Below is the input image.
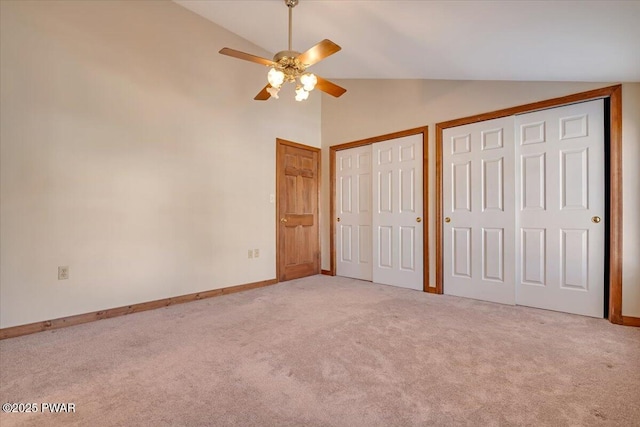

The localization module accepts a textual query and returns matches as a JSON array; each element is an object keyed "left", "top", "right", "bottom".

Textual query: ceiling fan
[{"left": 219, "top": 0, "right": 346, "bottom": 101}]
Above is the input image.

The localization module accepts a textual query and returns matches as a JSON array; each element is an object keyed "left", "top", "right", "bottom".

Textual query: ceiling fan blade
[
  {"left": 254, "top": 84, "right": 272, "bottom": 101},
  {"left": 315, "top": 76, "right": 346, "bottom": 98},
  {"left": 219, "top": 48, "right": 274, "bottom": 67},
  {"left": 297, "top": 39, "right": 341, "bottom": 67}
]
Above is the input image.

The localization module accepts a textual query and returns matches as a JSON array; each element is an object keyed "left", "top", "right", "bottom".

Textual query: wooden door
[
  {"left": 515, "top": 99, "right": 605, "bottom": 317},
  {"left": 372, "top": 134, "right": 424, "bottom": 290},
  {"left": 336, "top": 145, "right": 373, "bottom": 281},
  {"left": 442, "top": 117, "right": 516, "bottom": 304},
  {"left": 276, "top": 139, "right": 320, "bottom": 281}
]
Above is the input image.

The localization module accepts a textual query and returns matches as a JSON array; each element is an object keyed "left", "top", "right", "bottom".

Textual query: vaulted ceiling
[{"left": 175, "top": 0, "right": 640, "bottom": 82}]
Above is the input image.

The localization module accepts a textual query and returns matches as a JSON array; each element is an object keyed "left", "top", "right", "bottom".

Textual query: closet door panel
[
  {"left": 372, "top": 135, "right": 423, "bottom": 290},
  {"left": 443, "top": 117, "right": 516, "bottom": 304},
  {"left": 515, "top": 99, "right": 605, "bottom": 317},
  {"left": 336, "top": 145, "right": 373, "bottom": 280}
]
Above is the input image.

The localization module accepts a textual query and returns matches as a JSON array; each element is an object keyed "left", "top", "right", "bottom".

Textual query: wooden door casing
[{"left": 276, "top": 139, "right": 320, "bottom": 282}]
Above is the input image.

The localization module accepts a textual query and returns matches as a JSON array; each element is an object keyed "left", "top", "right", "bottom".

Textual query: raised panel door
[
  {"left": 336, "top": 145, "right": 373, "bottom": 280},
  {"left": 277, "top": 141, "right": 320, "bottom": 281},
  {"left": 372, "top": 135, "right": 423, "bottom": 290},
  {"left": 515, "top": 99, "right": 605, "bottom": 317},
  {"left": 443, "top": 117, "right": 515, "bottom": 304}
]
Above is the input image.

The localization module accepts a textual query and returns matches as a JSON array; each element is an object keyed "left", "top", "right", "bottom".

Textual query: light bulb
[
  {"left": 300, "top": 73, "right": 317, "bottom": 91},
  {"left": 295, "top": 85, "right": 309, "bottom": 101},
  {"left": 267, "top": 68, "right": 285, "bottom": 88},
  {"left": 266, "top": 86, "right": 280, "bottom": 99}
]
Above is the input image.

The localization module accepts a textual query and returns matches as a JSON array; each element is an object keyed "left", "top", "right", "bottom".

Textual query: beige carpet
[{"left": 1, "top": 275, "right": 639, "bottom": 426}]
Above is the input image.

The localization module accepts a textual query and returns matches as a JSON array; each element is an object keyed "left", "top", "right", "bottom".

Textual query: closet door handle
[
  {"left": 445, "top": 217, "right": 451, "bottom": 223},
  {"left": 416, "top": 217, "right": 422, "bottom": 223}
]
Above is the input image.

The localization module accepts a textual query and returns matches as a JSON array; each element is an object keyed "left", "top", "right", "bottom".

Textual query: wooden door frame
[
  {"left": 435, "top": 85, "right": 624, "bottom": 324},
  {"left": 329, "top": 126, "right": 431, "bottom": 292},
  {"left": 275, "top": 138, "right": 321, "bottom": 282}
]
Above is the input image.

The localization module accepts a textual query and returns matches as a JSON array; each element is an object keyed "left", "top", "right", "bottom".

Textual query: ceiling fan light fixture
[
  {"left": 300, "top": 73, "right": 317, "bottom": 91},
  {"left": 219, "top": 0, "right": 346, "bottom": 101},
  {"left": 267, "top": 67, "right": 285, "bottom": 88},
  {"left": 295, "top": 85, "right": 309, "bottom": 101}
]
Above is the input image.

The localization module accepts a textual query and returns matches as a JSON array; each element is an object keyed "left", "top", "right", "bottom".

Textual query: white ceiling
[{"left": 175, "top": 0, "right": 640, "bottom": 82}]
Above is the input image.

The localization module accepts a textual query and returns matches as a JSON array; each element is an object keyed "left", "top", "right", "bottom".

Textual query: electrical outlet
[
  {"left": 254, "top": 248, "right": 260, "bottom": 258},
  {"left": 58, "top": 266, "right": 69, "bottom": 280},
  {"left": 248, "top": 249, "right": 253, "bottom": 259}
]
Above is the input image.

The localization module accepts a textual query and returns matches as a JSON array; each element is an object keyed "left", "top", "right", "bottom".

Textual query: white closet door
[
  {"left": 515, "top": 99, "right": 605, "bottom": 317},
  {"left": 336, "top": 145, "right": 373, "bottom": 280},
  {"left": 442, "top": 117, "right": 516, "bottom": 304},
  {"left": 372, "top": 135, "right": 423, "bottom": 290}
]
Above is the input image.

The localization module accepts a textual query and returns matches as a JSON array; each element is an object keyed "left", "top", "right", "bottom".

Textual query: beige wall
[
  {"left": 0, "top": 1, "right": 321, "bottom": 328},
  {"left": 2, "top": 1, "right": 638, "bottom": 329},
  {"left": 321, "top": 80, "right": 640, "bottom": 317}
]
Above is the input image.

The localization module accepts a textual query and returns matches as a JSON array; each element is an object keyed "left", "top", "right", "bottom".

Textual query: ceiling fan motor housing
[{"left": 273, "top": 50, "right": 306, "bottom": 83}]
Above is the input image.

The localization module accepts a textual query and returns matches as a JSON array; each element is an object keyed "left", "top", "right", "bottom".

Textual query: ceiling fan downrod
[{"left": 285, "top": 0, "right": 298, "bottom": 51}]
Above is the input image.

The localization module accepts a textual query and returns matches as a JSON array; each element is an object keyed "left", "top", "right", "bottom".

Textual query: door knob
[
  {"left": 445, "top": 217, "right": 451, "bottom": 223},
  {"left": 592, "top": 216, "right": 601, "bottom": 224},
  {"left": 416, "top": 217, "right": 422, "bottom": 223},
  {"left": 337, "top": 218, "right": 341, "bottom": 222},
  {"left": 280, "top": 218, "right": 288, "bottom": 223}
]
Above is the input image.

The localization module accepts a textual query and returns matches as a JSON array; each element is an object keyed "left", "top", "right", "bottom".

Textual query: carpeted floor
[{"left": 1, "top": 275, "right": 639, "bottom": 426}]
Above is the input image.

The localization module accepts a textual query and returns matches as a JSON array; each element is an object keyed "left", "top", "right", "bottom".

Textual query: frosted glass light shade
[
  {"left": 295, "top": 86, "right": 309, "bottom": 101},
  {"left": 266, "top": 86, "right": 280, "bottom": 99},
  {"left": 267, "top": 68, "right": 285, "bottom": 88},
  {"left": 300, "top": 73, "right": 317, "bottom": 91}
]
